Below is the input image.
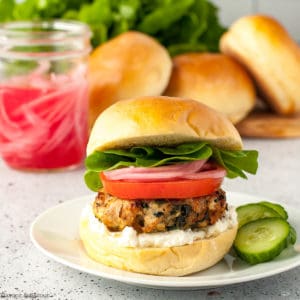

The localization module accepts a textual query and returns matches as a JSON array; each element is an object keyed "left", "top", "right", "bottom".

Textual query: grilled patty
[{"left": 93, "top": 189, "right": 227, "bottom": 233}]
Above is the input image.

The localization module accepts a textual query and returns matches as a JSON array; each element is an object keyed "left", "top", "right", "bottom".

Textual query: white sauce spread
[{"left": 81, "top": 202, "right": 237, "bottom": 248}]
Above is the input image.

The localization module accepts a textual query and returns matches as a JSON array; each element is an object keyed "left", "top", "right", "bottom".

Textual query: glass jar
[{"left": 0, "top": 21, "right": 91, "bottom": 171}]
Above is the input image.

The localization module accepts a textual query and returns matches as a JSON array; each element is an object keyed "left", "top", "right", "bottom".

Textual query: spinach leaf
[
  {"left": 4, "top": 0, "right": 225, "bottom": 55},
  {"left": 0, "top": 0, "right": 14, "bottom": 21}
]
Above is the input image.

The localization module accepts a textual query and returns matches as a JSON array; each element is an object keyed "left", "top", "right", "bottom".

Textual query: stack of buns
[
  {"left": 88, "top": 15, "right": 300, "bottom": 137},
  {"left": 221, "top": 15, "right": 300, "bottom": 138}
]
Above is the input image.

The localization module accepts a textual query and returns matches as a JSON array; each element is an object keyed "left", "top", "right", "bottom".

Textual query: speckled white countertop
[{"left": 1, "top": 139, "right": 300, "bottom": 300}]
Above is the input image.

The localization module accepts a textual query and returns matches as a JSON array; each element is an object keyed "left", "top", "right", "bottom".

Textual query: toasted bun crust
[
  {"left": 220, "top": 15, "right": 300, "bottom": 115},
  {"left": 164, "top": 53, "right": 256, "bottom": 124},
  {"left": 87, "top": 96, "right": 243, "bottom": 155},
  {"left": 80, "top": 213, "right": 238, "bottom": 276},
  {"left": 88, "top": 31, "right": 172, "bottom": 126}
]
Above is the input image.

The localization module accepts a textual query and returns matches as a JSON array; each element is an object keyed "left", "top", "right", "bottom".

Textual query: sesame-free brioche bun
[
  {"left": 80, "top": 211, "right": 238, "bottom": 276},
  {"left": 220, "top": 15, "right": 300, "bottom": 115},
  {"left": 164, "top": 53, "right": 256, "bottom": 124},
  {"left": 88, "top": 31, "right": 172, "bottom": 126},
  {"left": 87, "top": 96, "right": 243, "bottom": 155}
]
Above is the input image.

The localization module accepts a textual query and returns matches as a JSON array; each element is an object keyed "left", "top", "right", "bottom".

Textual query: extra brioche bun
[
  {"left": 88, "top": 31, "right": 172, "bottom": 126},
  {"left": 164, "top": 53, "right": 256, "bottom": 124},
  {"left": 87, "top": 96, "right": 243, "bottom": 155},
  {"left": 220, "top": 15, "right": 300, "bottom": 115},
  {"left": 80, "top": 210, "right": 238, "bottom": 276}
]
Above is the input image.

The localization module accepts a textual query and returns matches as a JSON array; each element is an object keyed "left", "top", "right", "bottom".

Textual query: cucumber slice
[
  {"left": 288, "top": 225, "right": 297, "bottom": 245},
  {"left": 259, "top": 201, "right": 288, "bottom": 220},
  {"left": 234, "top": 218, "right": 290, "bottom": 264},
  {"left": 236, "top": 203, "right": 281, "bottom": 228}
]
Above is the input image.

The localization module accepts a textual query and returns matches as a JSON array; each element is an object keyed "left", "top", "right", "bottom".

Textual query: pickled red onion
[
  {"left": 182, "top": 167, "right": 226, "bottom": 179},
  {"left": 0, "top": 64, "right": 88, "bottom": 169},
  {"left": 103, "top": 160, "right": 226, "bottom": 182}
]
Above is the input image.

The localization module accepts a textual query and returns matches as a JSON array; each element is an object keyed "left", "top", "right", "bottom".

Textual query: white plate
[{"left": 30, "top": 192, "right": 300, "bottom": 290}]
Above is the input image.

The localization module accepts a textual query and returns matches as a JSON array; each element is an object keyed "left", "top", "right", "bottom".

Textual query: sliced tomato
[{"left": 100, "top": 172, "right": 223, "bottom": 200}]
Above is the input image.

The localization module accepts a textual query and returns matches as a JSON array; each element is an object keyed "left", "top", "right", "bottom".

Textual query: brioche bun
[
  {"left": 164, "top": 53, "right": 256, "bottom": 124},
  {"left": 88, "top": 31, "right": 172, "bottom": 126},
  {"left": 80, "top": 210, "right": 238, "bottom": 276},
  {"left": 87, "top": 96, "right": 243, "bottom": 155},
  {"left": 220, "top": 15, "right": 300, "bottom": 115}
]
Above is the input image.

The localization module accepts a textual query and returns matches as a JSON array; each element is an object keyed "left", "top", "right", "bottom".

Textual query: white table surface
[{"left": 1, "top": 138, "right": 300, "bottom": 300}]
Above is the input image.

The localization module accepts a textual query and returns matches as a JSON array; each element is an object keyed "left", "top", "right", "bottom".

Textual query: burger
[{"left": 81, "top": 96, "right": 258, "bottom": 276}]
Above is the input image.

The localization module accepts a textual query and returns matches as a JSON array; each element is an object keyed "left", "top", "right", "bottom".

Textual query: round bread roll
[
  {"left": 164, "top": 53, "right": 256, "bottom": 124},
  {"left": 88, "top": 31, "right": 172, "bottom": 126},
  {"left": 220, "top": 15, "right": 300, "bottom": 115},
  {"left": 80, "top": 209, "right": 238, "bottom": 276},
  {"left": 87, "top": 96, "right": 243, "bottom": 155}
]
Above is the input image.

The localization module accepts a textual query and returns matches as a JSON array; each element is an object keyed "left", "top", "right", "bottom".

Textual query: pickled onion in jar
[{"left": 0, "top": 65, "right": 89, "bottom": 170}]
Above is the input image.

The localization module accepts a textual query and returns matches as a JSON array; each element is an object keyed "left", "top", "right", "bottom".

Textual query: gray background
[{"left": 212, "top": 0, "right": 300, "bottom": 42}]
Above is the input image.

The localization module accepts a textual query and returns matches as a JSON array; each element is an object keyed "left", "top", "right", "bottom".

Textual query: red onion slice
[
  {"left": 182, "top": 166, "right": 226, "bottom": 179},
  {"left": 103, "top": 160, "right": 226, "bottom": 182},
  {"left": 104, "top": 159, "right": 206, "bottom": 177}
]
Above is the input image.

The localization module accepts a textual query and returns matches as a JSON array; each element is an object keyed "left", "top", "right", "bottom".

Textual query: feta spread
[{"left": 81, "top": 202, "right": 237, "bottom": 248}]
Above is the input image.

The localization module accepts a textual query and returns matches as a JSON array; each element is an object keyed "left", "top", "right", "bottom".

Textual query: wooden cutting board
[{"left": 236, "top": 112, "right": 300, "bottom": 138}]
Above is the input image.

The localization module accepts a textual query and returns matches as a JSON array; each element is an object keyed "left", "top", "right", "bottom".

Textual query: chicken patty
[{"left": 93, "top": 189, "right": 227, "bottom": 233}]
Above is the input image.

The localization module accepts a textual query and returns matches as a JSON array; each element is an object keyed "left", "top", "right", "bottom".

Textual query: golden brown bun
[
  {"left": 220, "top": 15, "right": 300, "bottom": 115},
  {"left": 87, "top": 96, "right": 243, "bottom": 155},
  {"left": 236, "top": 111, "right": 300, "bottom": 138},
  {"left": 164, "top": 53, "right": 256, "bottom": 124},
  {"left": 88, "top": 31, "right": 172, "bottom": 126},
  {"left": 80, "top": 213, "right": 238, "bottom": 276}
]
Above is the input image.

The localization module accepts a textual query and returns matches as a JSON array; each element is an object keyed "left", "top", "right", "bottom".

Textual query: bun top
[
  {"left": 164, "top": 53, "right": 256, "bottom": 124},
  {"left": 88, "top": 31, "right": 172, "bottom": 126},
  {"left": 87, "top": 96, "right": 243, "bottom": 155}
]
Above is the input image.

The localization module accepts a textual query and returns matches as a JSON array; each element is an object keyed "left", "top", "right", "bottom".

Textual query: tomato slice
[{"left": 100, "top": 173, "right": 223, "bottom": 200}]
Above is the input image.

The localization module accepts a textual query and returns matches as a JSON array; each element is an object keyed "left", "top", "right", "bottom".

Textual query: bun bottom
[{"left": 80, "top": 215, "right": 238, "bottom": 276}]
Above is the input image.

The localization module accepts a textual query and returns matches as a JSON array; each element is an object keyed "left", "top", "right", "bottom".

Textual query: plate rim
[{"left": 30, "top": 192, "right": 300, "bottom": 289}]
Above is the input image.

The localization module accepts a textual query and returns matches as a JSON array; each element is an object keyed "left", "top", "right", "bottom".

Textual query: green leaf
[
  {"left": 84, "top": 170, "right": 102, "bottom": 192},
  {"left": 62, "top": 9, "right": 79, "bottom": 20},
  {"left": 78, "top": 0, "right": 112, "bottom": 25},
  {"left": 105, "top": 146, "right": 156, "bottom": 158},
  {"left": 85, "top": 151, "right": 125, "bottom": 171},
  {"left": 220, "top": 149, "right": 259, "bottom": 175},
  {"left": 197, "top": 1, "right": 226, "bottom": 51},
  {"left": 12, "top": 0, "right": 40, "bottom": 20},
  {"left": 224, "top": 161, "right": 247, "bottom": 179},
  {"left": 137, "top": 0, "right": 194, "bottom": 34},
  {"left": 0, "top": 0, "right": 14, "bottom": 21},
  {"left": 157, "top": 142, "right": 207, "bottom": 155},
  {"left": 211, "top": 147, "right": 258, "bottom": 179},
  {"left": 89, "top": 23, "right": 109, "bottom": 46},
  {"left": 8, "top": 0, "right": 226, "bottom": 56},
  {"left": 288, "top": 225, "right": 297, "bottom": 245}
]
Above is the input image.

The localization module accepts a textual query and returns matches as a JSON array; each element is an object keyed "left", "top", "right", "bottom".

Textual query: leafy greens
[
  {"left": 84, "top": 142, "right": 259, "bottom": 191},
  {"left": 1, "top": 0, "right": 226, "bottom": 55}
]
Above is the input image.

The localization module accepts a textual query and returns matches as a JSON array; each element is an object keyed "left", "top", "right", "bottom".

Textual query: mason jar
[{"left": 0, "top": 21, "right": 91, "bottom": 171}]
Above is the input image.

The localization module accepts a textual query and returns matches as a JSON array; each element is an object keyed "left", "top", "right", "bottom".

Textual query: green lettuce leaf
[
  {"left": 4, "top": 0, "right": 225, "bottom": 55},
  {"left": 84, "top": 142, "right": 259, "bottom": 191}
]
